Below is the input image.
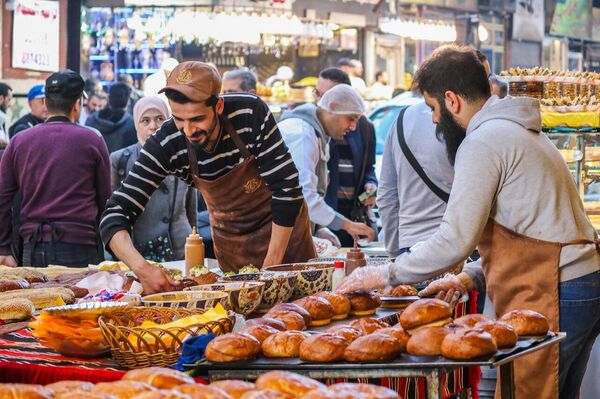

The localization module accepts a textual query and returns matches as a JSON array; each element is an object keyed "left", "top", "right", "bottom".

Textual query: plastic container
[
  {"left": 331, "top": 261, "right": 345, "bottom": 291},
  {"left": 345, "top": 244, "right": 367, "bottom": 276},
  {"left": 184, "top": 227, "right": 205, "bottom": 277}
]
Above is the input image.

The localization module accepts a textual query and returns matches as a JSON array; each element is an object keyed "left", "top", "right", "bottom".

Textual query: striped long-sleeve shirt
[{"left": 99, "top": 94, "right": 304, "bottom": 249}]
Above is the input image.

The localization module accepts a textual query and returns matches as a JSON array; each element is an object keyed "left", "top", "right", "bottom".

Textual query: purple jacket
[{"left": 0, "top": 116, "right": 111, "bottom": 255}]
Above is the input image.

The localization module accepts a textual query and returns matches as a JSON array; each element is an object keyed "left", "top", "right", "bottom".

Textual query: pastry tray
[{"left": 186, "top": 332, "right": 565, "bottom": 373}]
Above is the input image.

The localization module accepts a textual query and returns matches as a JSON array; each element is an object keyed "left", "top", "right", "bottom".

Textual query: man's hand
[
  {"left": 0, "top": 255, "right": 17, "bottom": 267},
  {"left": 336, "top": 264, "right": 390, "bottom": 294},
  {"left": 361, "top": 183, "right": 377, "bottom": 207},
  {"left": 342, "top": 220, "right": 375, "bottom": 243},
  {"left": 315, "top": 227, "right": 342, "bottom": 248},
  {"left": 135, "top": 261, "right": 179, "bottom": 294}
]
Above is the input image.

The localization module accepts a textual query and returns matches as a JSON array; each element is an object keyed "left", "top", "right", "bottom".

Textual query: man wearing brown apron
[
  {"left": 100, "top": 62, "right": 315, "bottom": 293},
  {"left": 339, "top": 46, "right": 600, "bottom": 399}
]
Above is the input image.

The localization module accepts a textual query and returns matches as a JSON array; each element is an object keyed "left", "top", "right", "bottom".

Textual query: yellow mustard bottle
[{"left": 185, "top": 227, "right": 205, "bottom": 276}]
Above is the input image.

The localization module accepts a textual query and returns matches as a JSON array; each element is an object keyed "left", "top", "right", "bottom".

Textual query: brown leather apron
[
  {"left": 186, "top": 117, "right": 316, "bottom": 273},
  {"left": 479, "top": 218, "right": 597, "bottom": 399}
]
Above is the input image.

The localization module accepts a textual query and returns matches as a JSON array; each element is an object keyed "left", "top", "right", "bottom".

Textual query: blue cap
[{"left": 27, "top": 85, "right": 45, "bottom": 102}]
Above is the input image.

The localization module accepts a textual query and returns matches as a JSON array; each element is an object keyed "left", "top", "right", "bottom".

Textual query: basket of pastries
[{"left": 98, "top": 304, "right": 235, "bottom": 369}]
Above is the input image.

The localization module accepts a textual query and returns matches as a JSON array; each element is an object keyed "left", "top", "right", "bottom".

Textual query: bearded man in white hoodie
[{"left": 339, "top": 45, "right": 600, "bottom": 399}]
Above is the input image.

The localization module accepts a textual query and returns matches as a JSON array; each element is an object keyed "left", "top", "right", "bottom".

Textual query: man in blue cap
[{"left": 8, "top": 85, "right": 47, "bottom": 138}]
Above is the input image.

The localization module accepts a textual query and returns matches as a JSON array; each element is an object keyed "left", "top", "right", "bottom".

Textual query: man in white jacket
[{"left": 278, "top": 84, "right": 375, "bottom": 243}]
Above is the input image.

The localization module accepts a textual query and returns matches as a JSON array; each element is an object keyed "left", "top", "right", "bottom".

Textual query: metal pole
[{"left": 499, "top": 361, "right": 515, "bottom": 399}]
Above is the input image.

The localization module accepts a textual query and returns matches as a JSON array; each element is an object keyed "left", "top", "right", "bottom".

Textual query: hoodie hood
[
  {"left": 87, "top": 108, "right": 130, "bottom": 136},
  {"left": 466, "top": 95, "right": 541, "bottom": 136},
  {"left": 279, "top": 103, "right": 327, "bottom": 139}
]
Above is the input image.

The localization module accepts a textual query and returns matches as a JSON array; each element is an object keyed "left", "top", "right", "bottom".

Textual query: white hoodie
[{"left": 389, "top": 95, "right": 600, "bottom": 286}]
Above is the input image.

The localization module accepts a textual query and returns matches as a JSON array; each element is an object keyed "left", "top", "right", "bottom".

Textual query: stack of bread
[
  {"left": 399, "top": 299, "right": 550, "bottom": 360},
  {"left": 0, "top": 366, "right": 401, "bottom": 399}
]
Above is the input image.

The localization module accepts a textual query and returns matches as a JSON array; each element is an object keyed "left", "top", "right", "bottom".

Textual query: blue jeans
[{"left": 559, "top": 271, "right": 600, "bottom": 399}]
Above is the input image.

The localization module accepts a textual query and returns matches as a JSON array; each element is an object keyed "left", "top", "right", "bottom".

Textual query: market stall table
[{"left": 188, "top": 333, "right": 565, "bottom": 399}]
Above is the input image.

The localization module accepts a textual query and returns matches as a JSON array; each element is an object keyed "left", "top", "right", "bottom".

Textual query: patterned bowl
[
  {"left": 184, "top": 282, "right": 265, "bottom": 316},
  {"left": 141, "top": 290, "right": 229, "bottom": 310},
  {"left": 263, "top": 262, "right": 334, "bottom": 298},
  {"left": 221, "top": 272, "right": 298, "bottom": 311}
]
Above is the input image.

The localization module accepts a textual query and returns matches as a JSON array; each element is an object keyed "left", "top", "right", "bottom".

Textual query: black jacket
[
  {"left": 85, "top": 108, "right": 137, "bottom": 153},
  {"left": 8, "top": 113, "right": 44, "bottom": 138}
]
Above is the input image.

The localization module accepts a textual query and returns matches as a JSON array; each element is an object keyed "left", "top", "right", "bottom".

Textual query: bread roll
[
  {"left": 205, "top": 333, "right": 261, "bottom": 363},
  {"left": 46, "top": 380, "right": 94, "bottom": 395},
  {"left": 122, "top": 367, "right": 195, "bottom": 389},
  {"left": 239, "top": 390, "right": 292, "bottom": 399},
  {"left": 292, "top": 297, "right": 333, "bottom": 326},
  {"left": 376, "top": 327, "right": 410, "bottom": 352},
  {"left": 209, "top": 380, "right": 255, "bottom": 399},
  {"left": 384, "top": 285, "right": 418, "bottom": 297},
  {"left": 264, "top": 310, "right": 306, "bottom": 331},
  {"left": 92, "top": 381, "right": 155, "bottom": 399},
  {"left": 313, "top": 292, "right": 350, "bottom": 320},
  {"left": 56, "top": 392, "right": 119, "bottom": 399},
  {"left": 475, "top": 321, "right": 518, "bottom": 348},
  {"left": 256, "top": 371, "right": 325, "bottom": 397},
  {"left": 0, "top": 287, "right": 75, "bottom": 309},
  {"left": 326, "top": 325, "right": 364, "bottom": 343},
  {"left": 0, "top": 384, "right": 53, "bottom": 399},
  {"left": 267, "top": 303, "right": 312, "bottom": 325},
  {"left": 0, "top": 299, "right": 35, "bottom": 321},
  {"left": 244, "top": 318, "right": 286, "bottom": 331},
  {"left": 175, "top": 384, "right": 231, "bottom": 399},
  {"left": 262, "top": 331, "right": 310, "bottom": 358},
  {"left": 240, "top": 324, "right": 280, "bottom": 344},
  {"left": 344, "top": 292, "right": 381, "bottom": 316},
  {"left": 343, "top": 333, "right": 403, "bottom": 362},
  {"left": 0, "top": 269, "right": 47, "bottom": 283},
  {"left": 453, "top": 314, "right": 490, "bottom": 328},
  {"left": 406, "top": 327, "right": 451, "bottom": 356},
  {"left": 130, "top": 391, "right": 191, "bottom": 399},
  {"left": 299, "top": 333, "right": 348, "bottom": 362},
  {"left": 399, "top": 299, "right": 453, "bottom": 334},
  {"left": 441, "top": 330, "right": 498, "bottom": 360},
  {"left": 499, "top": 309, "right": 549, "bottom": 336},
  {"left": 301, "top": 383, "right": 400, "bottom": 399},
  {"left": 0, "top": 280, "right": 30, "bottom": 292},
  {"left": 349, "top": 317, "right": 390, "bottom": 334}
]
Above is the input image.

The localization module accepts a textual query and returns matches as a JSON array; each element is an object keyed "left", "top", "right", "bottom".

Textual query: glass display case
[{"left": 545, "top": 128, "right": 600, "bottom": 230}]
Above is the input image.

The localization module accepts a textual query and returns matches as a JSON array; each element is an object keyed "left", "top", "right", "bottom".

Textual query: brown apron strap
[
  {"left": 185, "top": 140, "right": 200, "bottom": 177},
  {"left": 560, "top": 238, "right": 600, "bottom": 247},
  {"left": 221, "top": 116, "right": 252, "bottom": 159}
]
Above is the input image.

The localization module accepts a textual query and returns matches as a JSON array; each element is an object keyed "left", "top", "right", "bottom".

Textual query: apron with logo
[{"left": 186, "top": 116, "right": 316, "bottom": 273}]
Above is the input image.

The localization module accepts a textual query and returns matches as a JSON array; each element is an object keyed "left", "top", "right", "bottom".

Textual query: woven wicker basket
[{"left": 98, "top": 306, "right": 234, "bottom": 369}]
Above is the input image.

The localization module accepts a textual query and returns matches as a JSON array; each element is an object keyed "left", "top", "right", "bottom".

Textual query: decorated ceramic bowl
[
  {"left": 141, "top": 290, "right": 228, "bottom": 310},
  {"left": 184, "top": 281, "right": 265, "bottom": 315},
  {"left": 221, "top": 272, "right": 298, "bottom": 311},
  {"left": 263, "top": 262, "right": 334, "bottom": 298}
]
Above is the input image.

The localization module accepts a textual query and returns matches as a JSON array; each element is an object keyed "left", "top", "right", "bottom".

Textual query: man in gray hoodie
[
  {"left": 278, "top": 84, "right": 375, "bottom": 243},
  {"left": 340, "top": 46, "right": 600, "bottom": 399}
]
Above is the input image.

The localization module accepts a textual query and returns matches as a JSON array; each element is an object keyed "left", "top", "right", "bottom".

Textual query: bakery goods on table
[
  {"left": 326, "top": 325, "right": 364, "bottom": 343},
  {"left": 400, "top": 298, "right": 453, "bottom": 334},
  {"left": 344, "top": 292, "right": 381, "bottom": 316},
  {"left": 205, "top": 333, "right": 262, "bottom": 363},
  {"left": 299, "top": 333, "right": 348, "bottom": 362},
  {"left": 256, "top": 370, "right": 325, "bottom": 397},
  {"left": 266, "top": 303, "right": 312, "bottom": 326},
  {"left": 407, "top": 327, "right": 451, "bottom": 356},
  {"left": 343, "top": 333, "right": 404, "bottom": 362},
  {"left": 441, "top": 329, "right": 498, "bottom": 360},
  {"left": 292, "top": 296, "right": 333, "bottom": 326},
  {"left": 349, "top": 317, "right": 390, "bottom": 334},
  {"left": 313, "top": 292, "right": 351, "bottom": 320},
  {"left": 262, "top": 330, "right": 310, "bottom": 358},
  {"left": 500, "top": 309, "right": 549, "bottom": 336},
  {"left": 475, "top": 320, "right": 518, "bottom": 348},
  {"left": 240, "top": 324, "right": 281, "bottom": 344},
  {"left": 209, "top": 380, "right": 256, "bottom": 399}
]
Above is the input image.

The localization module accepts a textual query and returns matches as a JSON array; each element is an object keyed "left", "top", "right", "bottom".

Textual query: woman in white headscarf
[{"left": 109, "top": 96, "right": 197, "bottom": 261}]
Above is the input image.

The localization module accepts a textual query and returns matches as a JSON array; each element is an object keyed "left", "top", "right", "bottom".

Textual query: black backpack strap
[
  {"left": 116, "top": 148, "right": 132, "bottom": 187},
  {"left": 396, "top": 107, "right": 450, "bottom": 203}
]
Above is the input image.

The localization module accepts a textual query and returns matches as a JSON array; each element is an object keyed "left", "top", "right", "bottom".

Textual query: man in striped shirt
[{"left": 100, "top": 62, "right": 315, "bottom": 294}]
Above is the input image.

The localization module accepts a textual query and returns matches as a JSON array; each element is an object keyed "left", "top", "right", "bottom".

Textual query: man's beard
[
  {"left": 436, "top": 103, "right": 466, "bottom": 166},
  {"left": 0, "top": 102, "right": 6, "bottom": 113},
  {"left": 188, "top": 114, "right": 220, "bottom": 152}
]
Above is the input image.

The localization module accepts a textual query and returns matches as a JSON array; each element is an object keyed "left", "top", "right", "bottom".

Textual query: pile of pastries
[
  {"left": 540, "top": 95, "right": 600, "bottom": 113},
  {"left": 499, "top": 68, "right": 600, "bottom": 83},
  {"left": 0, "top": 366, "right": 401, "bottom": 399},
  {"left": 206, "top": 298, "right": 550, "bottom": 364}
]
